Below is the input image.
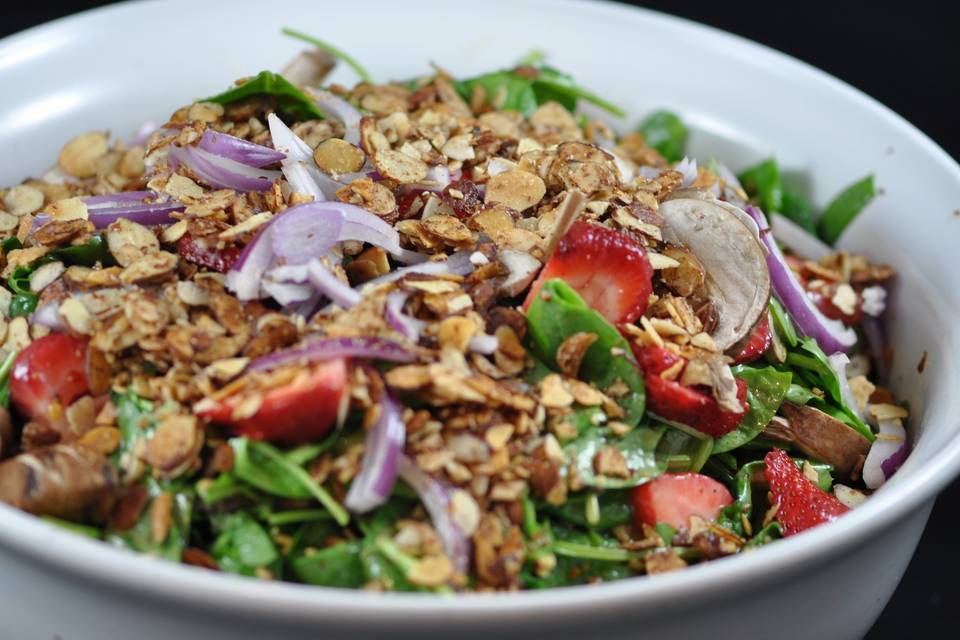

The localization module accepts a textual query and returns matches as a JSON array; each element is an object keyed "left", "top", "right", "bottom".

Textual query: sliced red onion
[
  {"left": 267, "top": 113, "right": 314, "bottom": 162},
  {"left": 345, "top": 393, "right": 406, "bottom": 513},
  {"left": 637, "top": 165, "right": 662, "bottom": 180},
  {"left": 270, "top": 203, "right": 345, "bottom": 265},
  {"left": 168, "top": 144, "right": 280, "bottom": 192},
  {"left": 226, "top": 224, "right": 276, "bottom": 300},
  {"left": 250, "top": 336, "right": 415, "bottom": 373},
  {"left": 397, "top": 455, "right": 470, "bottom": 574},
  {"left": 770, "top": 212, "right": 831, "bottom": 261},
  {"left": 268, "top": 113, "right": 343, "bottom": 200},
  {"left": 260, "top": 278, "right": 315, "bottom": 306},
  {"left": 863, "top": 417, "right": 908, "bottom": 489},
  {"left": 744, "top": 205, "right": 856, "bottom": 354},
  {"left": 467, "top": 333, "right": 499, "bottom": 355},
  {"left": 308, "top": 259, "right": 361, "bottom": 308},
  {"left": 198, "top": 130, "right": 286, "bottom": 168},
  {"left": 30, "top": 301, "right": 66, "bottom": 331},
  {"left": 309, "top": 89, "right": 362, "bottom": 146},
  {"left": 676, "top": 156, "right": 698, "bottom": 187},
  {"left": 827, "top": 353, "right": 862, "bottom": 420},
  {"left": 281, "top": 159, "right": 329, "bottom": 201},
  {"left": 35, "top": 194, "right": 184, "bottom": 230},
  {"left": 385, "top": 290, "right": 425, "bottom": 341},
  {"left": 364, "top": 251, "right": 475, "bottom": 289},
  {"left": 131, "top": 121, "right": 159, "bottom": 147},
  {"left": 83, "top": 191, "right": 155, "bottom": 207}
]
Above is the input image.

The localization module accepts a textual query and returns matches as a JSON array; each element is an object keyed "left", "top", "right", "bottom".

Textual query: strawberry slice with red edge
[
  {"left": 177, "top": 234, "right": 243, "bottom": 273},
  {"left": 631, "top": 472, "right": 734, "bottom": 530},
  {"left": 523, "top": 221, "right": 653, "bottom": 325},
  {"left": 731, "top": 315, "right": 773, "bottom": 365},
  {"left": 195, "top": 359, "right": 347, "bottom": 444},
  {"left": 10, "top": 333, "right": 90, "bottom": 430},
  {"left": 633, "top": 344, "right": 748, "bottom": 438},
  {"left": 764, "top": 448, "right": 849, "bottom": 536}
]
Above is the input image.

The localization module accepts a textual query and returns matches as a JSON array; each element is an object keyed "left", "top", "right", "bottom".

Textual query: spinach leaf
[
  {"left": 785, "top": 338, "right": 872, "bottom": 440},
  {"left": 205, "top": 70, "right": 325, "bottom": 122},
  {"left": 566, "top": 423, "right": 666, "bottom": 489},
  {"left": 657, "top": 426, "right": 713, "bottom": 472},
  {"left": 816, "top": 174, "right": 875, "bottom": 245},
  {"left": 281, "top": 28, "right": 373, "bottom": 83},
  {"left": 636, "top": 110, "right": 688, "bottom": 162},
  {"left": 526, "top": 279, "right": 645, "bottom": 424},
  {"left": 231, "top": 437, "right": 349, "bottom": 525},
  {"left": 112, "top": 388, "right": 156, "bottom": 466},
  {"left": 738, "top": 157, "right": 783, "bottom": 214},
  {"left": 542, "top": 491, "right": 633, "bottom": 531},
  {"left": 107, "top": 479, "right": 192, "bottom": 561},
  {"left": 715, "top": 460, "right": 763, "bottom": 536},
  {"left": 768, "top": 298, "right": 798, "bottom": 348},
  {"left": 784, "top": 382, "right": 817, "bottom": 405},
  {"left": 211, "top": 511, "right": 279, "bottom": 576},
  {"left": 745, "top": 521, "right": 782, "bottom": 548},
  {"left": 292, "top": 540, "right": 366, "bottom": 587},
  {"left": 713, "top": 366, "right": 792, "bottom": 453},
  {"left": 50, "top": 234, "right": 115, "bottom": 267},
  {"left": 0, "top": 349, "right": 17, "bottom": 408},
  {"left": 197, "top": 472, "right": 259, "bottom": 506},
  {"left": 1, "top": 237, "right": 22, "bottom": 253},
  {"left": 7, "top": 265, "right": 37, "bottom": 318}
]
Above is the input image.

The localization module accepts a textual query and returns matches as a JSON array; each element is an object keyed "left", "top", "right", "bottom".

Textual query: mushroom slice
[
  {"left": 0, "top": 444, "right": 119, "bottom": 522},
  {"left": 765, "top": 403, "right": 871, "bottom": 478},
  {"left": 658, "top": 197, "right": 771, "bottom": 352}
]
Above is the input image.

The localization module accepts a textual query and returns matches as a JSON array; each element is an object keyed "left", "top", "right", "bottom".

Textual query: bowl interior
[{"left": 0, "top": 0, "right": 958, "bottom": 616}]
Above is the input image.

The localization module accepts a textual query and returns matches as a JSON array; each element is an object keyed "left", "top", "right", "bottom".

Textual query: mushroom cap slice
[
  {"left": 658, "top": 197, "right": 771, "bottom": 352},
  {"left": 766, "top": 403, "right": 872, "bottom": 478}
]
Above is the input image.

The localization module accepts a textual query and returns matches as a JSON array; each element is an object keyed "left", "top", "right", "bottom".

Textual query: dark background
[{"left": 1, "top": 1, "right": 956, "bottom": 637}]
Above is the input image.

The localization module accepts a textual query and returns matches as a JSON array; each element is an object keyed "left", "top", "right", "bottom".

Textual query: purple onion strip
[
  {"left": 249, "top": 336, "right": 415, "bottom": 372},
  {"left": 198, "top": 130, "right": 286, "bottom": 168},
  {"left": 344, "top": 393, "right": 406, "bottom": 513}
]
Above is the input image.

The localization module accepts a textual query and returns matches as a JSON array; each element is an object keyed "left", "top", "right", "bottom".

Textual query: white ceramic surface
[{"left": 0, "top": 1, "right": 958, "bottom": 639}]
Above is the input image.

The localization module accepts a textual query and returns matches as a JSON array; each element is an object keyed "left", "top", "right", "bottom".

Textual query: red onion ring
[
  {"left": 168, "top": 144, "right": 280, "bottom": 192},
  {"left": 344, "top": 392, "right": 406, "bottom": 513},
  {"left": 249, "top": 336, "right": 415, "bottom": 372},
  {"left": 198, "top": 130, "right": 286, "bottom": 168},
  {"left": 744, "top": 205, "right": 856, "bottom": 354},
  {"left": 863, "top": 418, "right": 909, "bottom": 489}
]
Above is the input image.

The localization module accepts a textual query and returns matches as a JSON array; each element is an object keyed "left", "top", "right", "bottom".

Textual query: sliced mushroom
[
  {"left": 498, "top": 249, "right": 541, "bottom": 298},
  {"left": 658, "top": 197, "right": 771, "bottom": 352},
  {"left": 0, "top": 444, "right": 119, "bottom": 522},
  {"left": 765, "top": 403, "right": 871, "bottom": 478},
  {"left": 281, "top": 48, "right": 337, "bottom": 87}
]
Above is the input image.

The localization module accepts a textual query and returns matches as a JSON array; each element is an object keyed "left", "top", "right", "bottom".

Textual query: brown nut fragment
[
  {"left": 438, "top": 316, "right": 477, "bottom": 352},
  {"left": 421, "top": 214, "right": 474, "bottom": 246},
  {"left": 484, "top": 169, "right": 546, "bottom": 212},
  {"left": 119, "top": 251, "right": 178, "bottom": 285},
  {"left": 59, "top": 131, "right": 109, "bottom": 178},
  {"left": 371, "top": 149, "right": 428, "bottom": 184},
  {"left": 78, "top": 426, "right": 122, "bottom": 456},
  {"left": 555, "top": 331, "right": 598, "bottom": 378},
  {"left": 33, "top": 219, "right": 92, "bottom": 247},
  {"left": 3, "top": 185, "right": 44, "bottom": 216},
  {"left": 313, "top": 138, "right": 366, "bottom": 175},
  {"left": 144, "top": 414, "right": 201, "bottom": 476},
  {"left": 107, "top": 218, "right": 160, "bottom": 267},
  {"left": 660, "top": 245, "right": 706, "bottom": 297},
  {"left": 335, "top": 177, "right": 396, "bottom": 218},
  {"left": 593, "top": 446, "right": 631, "bottom": 479}
]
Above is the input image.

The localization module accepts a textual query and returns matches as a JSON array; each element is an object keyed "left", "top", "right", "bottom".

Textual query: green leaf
[
  {"left": 455, "top": 71, "right": 539, "bottom": 115},
  {"left": 281, "top": 28, "right": 373, "bottom": 84},
  {"left": 211, "top": 511, "right": 279, "bottom": 576},
  {"left": 112, "top": 388, "right": 156, "bottom": 466},
  {"left": 785, "top": 382, "right": 817, "bottom": 405},
  {"left": 780, "top": 188, "right": 816, "bottom": 233},
  {"left": 0, "top": 349, "right": 17, "bottom": 409},
  {"left": 204, "top": 70, "right": 325, "bottom": 122},
  {"left": 715, "top": 460, "right": 763, "bottom": 536},
  {"left": 566, "top": 423, "right": 666, "bottom": 489},
  {"left": 785, "top": 338, "right": 873, "bottom": 441},
  {"left": 41, "top": 516, "right": 102, "bottom": 539},
  {"left": 231, "top": 437, "right": 349, "bottom": 525},
  {"left": 197, "top": 472, "right": 257, "bottom": 506},
  {"left": 738, "top": 158, "right": 783, "bottom": 214},
  {"left": 526, "top": 279, "right": 645, "bottom": 424},
  {"left": 656, "top": 426, "right": 714, "bottom": 472},
  {"left": 107, "top": 479, "right": 192, "bottom": 562},
  {"left": 1, "top": 237, "right": 22, "bottom": 253},
  {"left": 713, "top": 366, "right": 792, "bottom": 453},
  {"left": 636, "top": 110, "right": 688, "bottom": 162},
  {"left": 654, "top": 523, "right": 677, "bottom": 545},
  {"left": 542, "top": 491, "right": 633, "bottom": 531},
  {"left": 816, "top": 174, "right": 875, "bottom": 245},
  {"left": 51, "top": 234, "right": 116, "bottom": 267},
  {"left": 745, "top": 521, "right": 782, "bottom": 548},
  {"left": 768, "top": 298, "right": 798, "bottom": 348},
  {"left": 8, "top": 293, "right": 37, "bottom": 318},
  {"left": 292, "top": 540, "right": 366, "bottom": 587}
]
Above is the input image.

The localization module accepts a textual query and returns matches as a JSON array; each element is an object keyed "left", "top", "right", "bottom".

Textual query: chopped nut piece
[
  {"left": 645, "top": 548, "right": 688, "bottom": 575},
  {"left": 59, "top": 298, "right": 93, "bottom": 335},
  {"left": 438, "top": 316, "right": 477, "bottom": 352},
  {"left": 407, "top": 555, "right": 454, "bottom": 587},
  {"left": 46, "top": 197, "right": 89, "bottom": 222},
  {"left": 371, "top": 149, "right": 428, "bottom": 184},
  {"left": 119, "top": 251, "right": 178, "bottom": 285},
  {"left": 313, "top": 138, "right": 366, "bottom": 175},
  {"left": 107, "top": 218, "right": 160, "bottom": 267},
  {"left": 539, "top": 374, "right": 574, "bottom": 409},
  {"left": 593, "top": 445, "right": 630, "bottom": 479},
  {"left": 59, "top": 131, "right": 109, "bottom": 178},
  {"left": 484, "top": 169, "right": 546, "bottom": 212},
  {"left": 555, "top": 331, "right": 598, "bottom": 378},
  {"left": 3, "top": 185, "right": 44, "bottom": 216}
]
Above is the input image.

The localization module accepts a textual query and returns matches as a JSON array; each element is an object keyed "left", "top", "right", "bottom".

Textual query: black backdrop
[{"left": 1, "top": 1, "right": 956, "bottom": 637}]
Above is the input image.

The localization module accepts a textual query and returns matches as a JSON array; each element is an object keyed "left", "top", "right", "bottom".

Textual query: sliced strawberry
[
  {"left": 809, "top": 284, "right": 864, "bottom": 326},
  {"left": 195, "top": 359, "right": 347, "bottom": 444},
  {"left": 731, "top": 315, "right": 772, "bottom": 364},
  {"left": 632, "top": 473, "right": 733, "bottom": 530},
  {"left": 633, "top": 344, "right": 748, "bottom": 438},
  {"left": 177, "top": 234, "right": 243, "bottom": 273},
  {"left": 523, "top": 221, "right": 653, "bottom": 324},
  {"left": 10, "top": 334, "right": 90, "bottom": 429},
  {"left": 764, "top": 448, "right": 849, "bottom": 536}
]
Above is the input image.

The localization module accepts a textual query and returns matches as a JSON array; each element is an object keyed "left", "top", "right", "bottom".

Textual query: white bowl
[{"left": 1, "top": 1, "right": 958, "bottom": 639}]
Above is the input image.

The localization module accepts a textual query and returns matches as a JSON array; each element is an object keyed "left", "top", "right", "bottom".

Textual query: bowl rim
[{"left": 1, "top": 0, "right": 959, "bottom": 623}]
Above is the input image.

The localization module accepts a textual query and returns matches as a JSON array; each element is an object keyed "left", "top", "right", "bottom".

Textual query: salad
[{"left": 0, "top": 32, "right": 908, "bottom": 591}]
